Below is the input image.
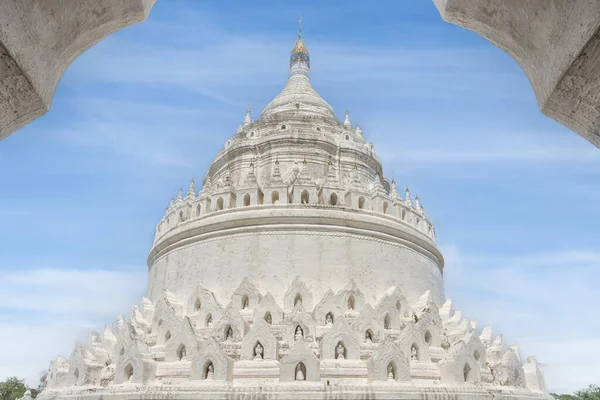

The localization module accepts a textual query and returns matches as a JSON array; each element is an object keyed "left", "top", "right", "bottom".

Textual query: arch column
[
  {"left": 0, "top": 0, "right": 156, "bottom": 140},
  {"left": 433, "top": 0, "right": 600, "bottom": 148}
]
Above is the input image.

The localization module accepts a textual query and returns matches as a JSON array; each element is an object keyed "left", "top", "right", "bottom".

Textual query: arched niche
[
  {"left": 337, "top": 279, "right": 366, "bottom": 313},
  {"left": 396, "top": 326, "right": 430, "bottom": 363},
  {"left": 351, "top": 304, "right": 383, "bottom": 344},
  {"left": 367, "top": 338, "right": 410, "bottom": 382},
  {"left": 279, "top": 341, "right": 320, "bottom": 382},
  {"left": 438, "top": 341, "right": 481, "bottom": 384},
  {"left": 253, "top": 293, "right": 284, "bottom": 326},
  {"left": 284, "top": 307, "right": 316, "bottom": 344},
  {"left": 232, "top": 277, "right": 262, "bottom": 311},
  {"left": 191, "top": 337, "right": 233, "bottom": 382},
  {"left": 240, "top": 319, "right": 278, "bottom": 360},
  {"left": 284, "top": 277, "right": 313, "bottom": 312},
  {"left": 313, "top": 289, "right": 343, "bottom": 327},
  {"left": 164, "top": 317, "right": 200, "bottom": 363},
  {"left": 301, "top": 190, "right": 309, "bottom": 204},
  {"left": 330, "top": 192, "right": 338, "bottom": 206},
  {"left": 321, "top": 317, "right": 360, "bottom": 360},
  {"left": 216, "top": 302, "right": 248, "bottom": 342}
]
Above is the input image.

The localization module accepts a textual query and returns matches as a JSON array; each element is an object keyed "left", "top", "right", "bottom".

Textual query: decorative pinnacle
[
  {"left": 186, "top": 179, "right": 195, "bottom": 198},
  {"left": 177, "top": 187, "right": 183, "bottom": 200},
  {"left": 290, "top": 17, "right": 310, "bottom": 70},
  {"left": 243, "top": 109, "right": 252, "bottom": 126},
  {"left": 415, "top": 196, "right": 423, "bottom": 211},
  {"left": 344, "top": 109, "right": 352, "bottom": 127}
]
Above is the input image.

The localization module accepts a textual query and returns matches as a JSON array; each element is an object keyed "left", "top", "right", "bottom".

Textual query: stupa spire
[
  {"left": 186, "top": 179, "right": 195, "bottom": 199},
  {"left": 261, "top": 19, "right": 336, "bottom": 120},
  {"left": 391, "top": 180, "right": 401, "bottom": 200},
  {"left": 243, "top": 109, "right": 252, "bottom": 126},
  {"left": 344, "top": 110, "right": 352, "bottom": 127},
  {"left": 405, "top": 188, "right": 412, "bottom": 206},
  {"left": 290, "top": 16, "right": 310, "bottom": 70},
  {"left": 415, "top": 196, "right": 424, "bottom": 213}
]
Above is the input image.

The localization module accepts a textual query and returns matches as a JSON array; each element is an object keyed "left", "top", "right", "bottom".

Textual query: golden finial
[{"left": 290, "top": 16, "right": 310, "bottom": 69}]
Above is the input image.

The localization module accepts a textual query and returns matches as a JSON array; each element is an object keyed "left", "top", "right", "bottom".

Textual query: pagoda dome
[
  {"left": 38, "top": 22, "right": 551, "bottom": 400},
  {"left": 260, "top": 23, "right": 336, "bottom": 120}
]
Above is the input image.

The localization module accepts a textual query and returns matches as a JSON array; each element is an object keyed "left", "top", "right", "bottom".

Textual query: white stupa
[{"left": 38, "top": 22, "right": 551, "bottom": 400}]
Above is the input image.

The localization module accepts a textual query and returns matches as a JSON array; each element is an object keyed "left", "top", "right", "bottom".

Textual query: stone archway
[
  {"left": 0, "top": 0, "right": 157, "bottom": 140},
  {"left": 432, "top": 0, "right": 600, "bottom": 148}
]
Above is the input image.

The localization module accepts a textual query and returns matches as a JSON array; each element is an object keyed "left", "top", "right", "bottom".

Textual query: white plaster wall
[{"left": 148, "top": 224, "right": 444, "bottom": 309}]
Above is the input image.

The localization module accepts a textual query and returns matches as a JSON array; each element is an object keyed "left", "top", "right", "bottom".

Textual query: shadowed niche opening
[
  {"left": 365, "top": 329, "right": 374, "bottom": 343},
  {"left": 335, "top": 341, "right": 347, "bottom": 359},
  {"left": 295, "top": 362, "right": 306, "bottom": 381},
  {"left": 463, "top": 363, "right": 472, "bottom": 382},
  {"left": 224, "top": 325, "right": 234, "bottom": 341},
  {"left": 411, "top": 343, "right": 419, "bottom": 361},
  {"left": 347, "top": 295, "right": 355, "bottom": 310},
  {"left": 203, "top": 361, "right": 214, "bottom": 380},
  {"left": 176, "top": 344, "right": 186, "bottom": 361},
  {"left": 425, "top": 330, "right": 432, "bottom": 345},
  {"left": 384, "top": 314, "right": 391, "bottom": 329},
  {"left": 294, "top": 293, "right": 303, "bottom": 307},
  {"left": 301, "top": 190, "right": 309, "bottom": 204},
  {"left": 330, "top": 192, "right": 338, "bottom": 206},
  {"left": 124, "top": 364, "right": 133, "bottom": 382},
  {"left": 264, "top": 311, "right": 272, "bottom": 324},
  {"left": 387, "top": 361, "right": 396, "bottom": 380},
  {"left": 325, "top": 312, "right": 334, "bottom": 325}
]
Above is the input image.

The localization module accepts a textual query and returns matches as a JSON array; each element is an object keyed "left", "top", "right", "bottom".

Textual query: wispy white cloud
[
  {"left": 374, "top": 128, "right": 600, "bottom": 168},
  {"left": 519, "top": 338, "right": 600, "bottom": 395},
  {"left": 440, "top": 244, "right": 600, "bottom": 393},
  {"left": 0, "top": 267, "right": 145, "bottom": 386}
]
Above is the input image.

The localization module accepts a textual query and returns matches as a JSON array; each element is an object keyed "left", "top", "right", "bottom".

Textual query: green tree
[
  {"left": 575, "top": 385, "right": 600, "bottom": 400},
  {"left": 551, "top": 394, "right": 580, "bottom": 400},
  {"left": 552, "top": 385, "right": 600, "bottom": 400},
  {"left": 0, "top": 377, "right": 26, "bottom": 400}
]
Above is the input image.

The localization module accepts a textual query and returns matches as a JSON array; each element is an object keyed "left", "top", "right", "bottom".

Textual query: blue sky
[{"left": 1, "top": 1, "right": 599, "bottom": 394}]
